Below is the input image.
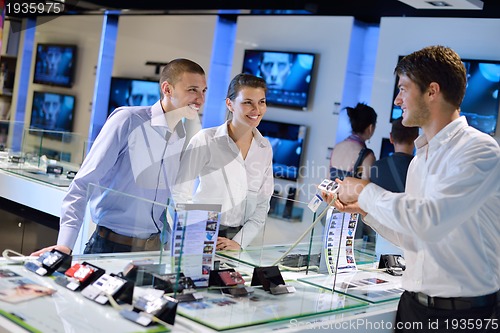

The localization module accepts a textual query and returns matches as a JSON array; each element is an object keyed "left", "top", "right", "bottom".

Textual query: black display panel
[
  {"left": 242, "top": 49, "right": 316, "bottom": 110},
  {"left": 33, "top": 43, "right": 77, "bottom": 88},
  {"left": 30, "top": 91, "right": 75, "bottom": 133},
  {"left": 257, "top": 119, "right": 307, "bottom": 181},
  {"left": 108, "top": 77, "right": 160, "bottom": 115}
]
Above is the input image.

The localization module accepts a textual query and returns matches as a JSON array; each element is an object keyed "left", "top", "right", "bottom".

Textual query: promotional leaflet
[
  {"left": 171, "top": 203, "right": 222, "bottom": 287},
  {"left": 323, "top": 208, "right": 358, "bottom": 274}
]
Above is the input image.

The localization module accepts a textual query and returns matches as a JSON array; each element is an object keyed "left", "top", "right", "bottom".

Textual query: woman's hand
[{"left": 216, "top": 237, "right": 241, "bottom": 251}]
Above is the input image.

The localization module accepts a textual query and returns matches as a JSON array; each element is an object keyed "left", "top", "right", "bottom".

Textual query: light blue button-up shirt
[{"left": 58, "top": 101, "right": 186, "bottom": 249}]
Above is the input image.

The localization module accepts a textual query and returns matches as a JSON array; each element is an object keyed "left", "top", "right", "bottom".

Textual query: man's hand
[
  {"left": 333, "top": 199, "right": 367, "bottom": 216},
  {"left": 216, "top": 237, "right": 241, "bottom": 251},
  {"left": 337, "top": 177, "right": 369, "bottom": 203},
  {"left": 31, "top": 245, "right": 71, "bottom": 257}
]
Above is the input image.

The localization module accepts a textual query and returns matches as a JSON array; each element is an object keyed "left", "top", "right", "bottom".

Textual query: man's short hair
[{"left": 391, "top": 117, "right": 419, "bottom": 144}]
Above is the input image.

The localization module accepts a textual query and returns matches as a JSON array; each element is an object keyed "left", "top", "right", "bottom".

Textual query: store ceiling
[{"left": 7, "top": 1, "right": 500, "bottom": 23}]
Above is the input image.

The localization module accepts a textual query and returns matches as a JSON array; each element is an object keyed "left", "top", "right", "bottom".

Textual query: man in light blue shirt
[{"left": 33, "top": 58, "right": 207, "bottom": 255}]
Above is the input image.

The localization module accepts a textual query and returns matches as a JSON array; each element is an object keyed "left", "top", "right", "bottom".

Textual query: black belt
[
  {"left": 97, "top": 226, "right": 157, "bottom": 248},
  {"left": 409, "top": 290, "right": 499, "bottom": 310}
]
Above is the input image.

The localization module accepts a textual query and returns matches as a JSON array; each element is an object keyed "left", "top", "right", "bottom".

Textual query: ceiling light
[{"left": 397, "top": 0, "right": 484, "bottom": 10}]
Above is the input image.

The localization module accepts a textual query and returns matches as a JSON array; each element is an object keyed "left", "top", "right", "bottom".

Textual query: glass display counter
[
  {"left": 0, "top": 181, "right": 399, "bottom": 332},
  {"left": 0, "top": 249, "right": 402, "bottom": 333},
  {"left": 0, "top": 123, "right": 86, "bottom": 187}
]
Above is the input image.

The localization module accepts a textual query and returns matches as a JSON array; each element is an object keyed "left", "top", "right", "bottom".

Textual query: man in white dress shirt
[{"left": 329, "top": 45, "right": 499, "bottom": 332}]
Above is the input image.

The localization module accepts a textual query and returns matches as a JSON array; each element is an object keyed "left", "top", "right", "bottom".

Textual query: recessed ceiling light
[
  {"left": 427, "top": 1, "right": 451, "bottom": 7},
  {"left": 397, "top": 0, "right": 483, "bottom": 10}
]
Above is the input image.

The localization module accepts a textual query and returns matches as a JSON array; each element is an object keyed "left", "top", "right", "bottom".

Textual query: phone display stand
[
  {"left": 81, "top": 273, "right": 134, "bottom": 305},
  {"left": 55, "top": 261, "right": 106, "bottom": 291},
  {"left": 24, "top": 249, "right": 72, "bottom": 276},
  {"left": 122, "top": 263, "right": 195, "bottom": 293},
  {"left": 378, "top": 254, "right": 406, "bottom": 276},
  {"left": 209, "top": 268, "right": 254, "bottom": 297},
  {"left": 250, "top": 266, "right": 295, "bottom": 295},
  {"left": 120, "top": 294, "right": 178, "bottom": 326}
]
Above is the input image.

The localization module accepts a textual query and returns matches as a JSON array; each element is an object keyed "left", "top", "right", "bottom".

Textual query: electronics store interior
[{"left": 0, "top": 1, "right": 499, "bottom": 332}]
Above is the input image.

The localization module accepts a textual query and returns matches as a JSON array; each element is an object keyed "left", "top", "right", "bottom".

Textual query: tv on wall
[
  {"left": 460, "top": 58, "right": 500, "bottom": 136},
  {"left": 257, "top": 119, "right": 307, "bottom": 181},
  {"left": 242, "top": 49, "right": 316, "bottom": 110},
  {"left": 30, "top": 91, "right": 75, "bottom": 133},
  {"left": 379, "top": 138, "right": 394, "bottom": 160},
  {"left": 33, "top": 43, "right": 77, "bottom": 88},
  {"left": 108, "top": 77, "right": 161, "bottom": 116},
  {"left": 391, "top": 56, "right": 500, "bottom": 136}
]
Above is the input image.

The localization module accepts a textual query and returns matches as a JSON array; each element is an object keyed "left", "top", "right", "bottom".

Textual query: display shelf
[
  {"left": 176, "top": 280, "right": 368, "bottom": 331},
  {"left": 0, "top": 264, "right": 170, "bottom": 333},
  {"left": 298, "top": 269, "right": 404, "bottom": 304}
]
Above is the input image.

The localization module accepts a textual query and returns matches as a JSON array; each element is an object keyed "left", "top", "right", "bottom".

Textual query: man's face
[
  {"left": 394, "top": 74, "right": 430, "bottom": 128},
  {"left": 165, "top": 72, "right": 207, "bottom": 116},
  {"left": 42, "top": 94, "right": 61, "bottom": 128},
  {"left": 45, "top": 48, "right": 62, "bottom": 76},
  {"left": 260, "top": 53, "right": 292, "bottom": 89},
  {"left": 128, "top": 81, "right": 160, "bottom": 106}
]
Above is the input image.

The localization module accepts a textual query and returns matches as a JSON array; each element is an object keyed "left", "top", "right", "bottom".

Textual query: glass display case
[
  {"left": 0, "top": 184, "right": 399, "bottom": 333},
  {"left": 0, "top": 123, "right": 85, "bottom": 187}
]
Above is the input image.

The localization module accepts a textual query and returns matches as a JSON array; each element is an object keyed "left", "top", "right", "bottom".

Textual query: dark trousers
[
  {"left": 83, "top": 227, "right": 163, "bottom": 254},
  {"left": 84, "top": 230, "right": 133, "bottom": 254},
  {"left": 395, "top": 291, "right": 499, "bottom": 332}
]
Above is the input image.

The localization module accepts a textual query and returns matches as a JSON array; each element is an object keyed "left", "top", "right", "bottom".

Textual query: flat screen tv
[
  {"left": 33, "top": 43, "right": 77, "bottom": 88},
  {"left": 108, "top": 77, "right": 161, "bottom": 116},
  {"left": 391, "top": 56, "right": 500, "bottom": 136},
  {"left": 242, "top": 49, "right": 316, "bottom": 110},
  {"left": 30, "top": 91, "right": 75, "bottom": 133},
  {"left": 257, "top": 119, "right": 307, "bottom": 181},
  {"left": 379, "top": 138, "right": 394, "bottom": 159}
]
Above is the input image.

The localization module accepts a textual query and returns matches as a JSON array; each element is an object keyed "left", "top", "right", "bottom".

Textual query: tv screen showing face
[
  {"left": 391, "top": 56, "right": 500, "bottom": 136},
  {"left": 257, "top": 119, "right": 307, "bottom": 181},
  {"left": 30, "top": 91, "right": 75, "bottom": 133},
  {"left": 108, "top": 77, "right": 161, "bottom": 115},
  {"left": 33, "top": 43, "right": 77, "bottom": 88},
  {"left": 242, "top": 49, "right": 316, "bottom": 110}
]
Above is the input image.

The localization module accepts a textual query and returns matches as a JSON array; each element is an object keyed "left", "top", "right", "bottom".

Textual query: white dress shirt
[
  {"left": 173, "top": 121, "right": 274, "bottom": 248},
  {"left": 359, "top": 116, "right": 500, "bottom": 297},
  {"left": 58, "top": 101, "right": 186, "bottom": 249}
]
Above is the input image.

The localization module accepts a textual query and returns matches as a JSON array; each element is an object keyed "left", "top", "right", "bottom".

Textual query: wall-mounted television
[
  {"left": 242, "top": 49, "right": 316, "bottom": 110},
  {"left": 379, "top": 138, "right": 394, "bottom": 159},
  {"left": 391, "top": 56, "right": 500, "bottom": 136},
  {"left": 30, "top": 91, "right": 75, "bottom": 133},
  {"left": 33, "top": 43, "right": 77, "bottom": 88},
  {"left": 257, "top": 119, "right": 307, "bottom": 181},
  {"left": 460, "top": 58, "right": 500, "bottom": 136},
  {"left": 108, "top": 77, "right": 161, "bottom": 115}
]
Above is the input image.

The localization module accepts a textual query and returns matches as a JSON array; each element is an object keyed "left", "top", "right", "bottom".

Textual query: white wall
[
  {"left": 113, "top": 16, "right": 216, "bottom": 79},
  {"left": 370, "top": 17, "right": 500, "bottom": 155}
]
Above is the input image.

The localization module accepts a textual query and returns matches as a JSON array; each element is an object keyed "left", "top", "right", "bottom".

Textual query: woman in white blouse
[{"left": 173, "top": 73, "right": 274, "bottom": 250}]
